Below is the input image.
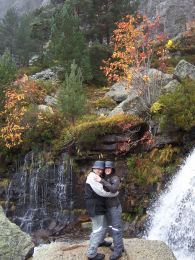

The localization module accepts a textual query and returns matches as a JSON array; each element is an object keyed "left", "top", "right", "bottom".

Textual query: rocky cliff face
[
  {"left": 0, "top": 0, "right": 50, "bottom": 18},
  {"left": 139, "top": 0, "right": 195, "bottom": 37}
]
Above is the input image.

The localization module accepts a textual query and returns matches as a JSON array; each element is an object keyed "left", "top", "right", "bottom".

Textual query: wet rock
[
  {"left": 0, "top": 206, "right": 34, "bottom": 260},
  {"left": 174, "top": 60, "right": 195, "bottom": 80},
  {"left": 48, "top": 220, "right": 57, "bottom": 230},
  {"left": 32, "top": 229, "right": 51, "bottom": 245}
]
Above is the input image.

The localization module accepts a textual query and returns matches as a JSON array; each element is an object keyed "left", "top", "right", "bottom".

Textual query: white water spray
[{"left": 146, "top": 149, "right": 195, "bottom": 260}]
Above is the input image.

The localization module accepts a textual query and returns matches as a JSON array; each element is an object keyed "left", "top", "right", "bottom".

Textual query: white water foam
[{"left": 146, "top": 149, "right": 195, "bottom": 260}]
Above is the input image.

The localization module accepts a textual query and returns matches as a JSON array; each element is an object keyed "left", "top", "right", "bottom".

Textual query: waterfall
[
  {"left": 145, "top": 149, "right": 195, "bottom": 260},
  {"left": 5, "top": 152, "right": 74, "bottom": 234}
]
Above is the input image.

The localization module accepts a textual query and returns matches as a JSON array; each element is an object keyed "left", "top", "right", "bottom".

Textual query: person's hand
[{"left": 94, "top": 175, "right": 102, "bottom": 182}]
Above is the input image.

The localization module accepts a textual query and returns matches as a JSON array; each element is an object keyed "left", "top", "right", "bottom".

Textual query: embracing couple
[{"left": 85, "top": 160, "right": 124, "bottom": 260}]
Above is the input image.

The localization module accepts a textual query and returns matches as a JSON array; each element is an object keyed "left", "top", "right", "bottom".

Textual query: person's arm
[
  {"left": 86, "top": 175, "right": 118, "bottom": 197},
  {"left": 100, "top": 176, "right": 120, "bottom": 193}
]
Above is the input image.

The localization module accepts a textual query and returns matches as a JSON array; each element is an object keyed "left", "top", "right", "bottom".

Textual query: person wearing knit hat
[
  {"left": 94, "top": 161, "right": 124, "bottom": 260},
  {"left": 85, "top": 161, "right": 118, "bottom": 260}
]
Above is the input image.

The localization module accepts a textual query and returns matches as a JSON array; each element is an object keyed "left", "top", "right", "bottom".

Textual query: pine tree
[
  {"left": 15, "top": 14, "right": 39, "bottom": 66},
  {"left": 46, "top": 2, "right": 92, "bottom": 81},
  {"left": 0, "top": 50, "right": 17, "bottom": 108},
  {"left": 0, "top": 8, "right": 19, "bottom": 55},
  {"left": 57, "top": 61, "right": 86, "bottom": 125},
  {"left": 75, "top": 0, "right": 139, "bottom": 44},
  {"left": 0, "top": 50, "right": 17, "bottom": 86}
]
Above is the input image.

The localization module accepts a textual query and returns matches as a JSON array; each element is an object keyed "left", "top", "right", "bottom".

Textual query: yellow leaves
[
  {"left": 0, "top": 77, "right": 46, "bottom": 149},
  {"left": 165, "top": 39, "right": 174, "bottom": 49},
  {"left": 150, "top": 101, "right": 164, "bottom": 113}
]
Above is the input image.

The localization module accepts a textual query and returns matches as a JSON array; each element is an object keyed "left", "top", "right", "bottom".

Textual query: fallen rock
[
  {"left": 174, "top": 60, "right": 195, "bottom": 80},
  {"left": 0, "top": 206, "right": 34, "bottom": 260},
  {"left": 30, "top": 68, "right": 57, "bottom": 81},
  {"left": 32, "top": 238, "right": 176, "bottom": 260},
  {"left": 108, "top": 68, "right": 173, "bottom": 117},
  {"left": 105, "top": 81, "right": 129, "bottom": 102}
]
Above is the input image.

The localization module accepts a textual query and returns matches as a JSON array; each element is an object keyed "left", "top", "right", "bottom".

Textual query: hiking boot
[
  {"left": 99, "top": 240, "right": 112, "bottom": 247},
  {"left": 109, "top": 252, "right": 122, "bottom": 260},
  {"left": 88, "top": 253, "right": 105, "bottom": 260}
]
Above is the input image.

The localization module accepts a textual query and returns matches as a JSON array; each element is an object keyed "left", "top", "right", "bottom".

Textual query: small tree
[
  {"left": 102, "top": 15, "right": 167, "bottom": 84},
  {"left": 57, "top": 61, "right": 86, "bottom": 125}
]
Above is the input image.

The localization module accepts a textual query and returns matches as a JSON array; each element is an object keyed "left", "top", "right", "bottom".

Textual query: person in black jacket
[
  {"left": 94, "top": 161, "right": 124, "bottom": 260},
  {"left": 85, "top": 160, "right": 118, "bottom": 260}
]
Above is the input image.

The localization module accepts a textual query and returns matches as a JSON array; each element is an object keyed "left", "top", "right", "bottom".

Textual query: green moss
[
  {"left": 151, "top": 78, "right": 195, "bottom": 131},
  {"left": 127, "top": 146, "right": 181, "bottom": 185},
  {"left": 91, "top": 96, "right": 117, "bottom": 110}
]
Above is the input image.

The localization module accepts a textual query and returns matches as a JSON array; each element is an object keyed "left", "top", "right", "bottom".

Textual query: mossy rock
[{"left": 55, "top": 114, "right": 143, "bottom": 152}]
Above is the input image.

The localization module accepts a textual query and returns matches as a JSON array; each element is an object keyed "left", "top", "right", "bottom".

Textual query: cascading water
[
  {"left": 5, "top": 152, "right": 74, "bottom": 234},
  {"left": 145, "top": 149, "right": 195, "bottom": 260}
]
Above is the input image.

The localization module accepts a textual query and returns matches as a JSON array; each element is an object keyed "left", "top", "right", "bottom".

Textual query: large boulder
[
  {"left": 125, "top": 239, "right": 176, "bottom": 260},
  {"left": 174, "top": 60, "right": 195, "bottom": 80},
  {"left": 33, "top": 238, "right": 176, "bottom": 260},
  {"left": 108, "top": 68, "right": 173, "bottom": 117},
  {"left": 30, "top": 68, "right": 57, "bottom": 81},
  {"left": 105, "top": 81, "right": 129, "bottom": 102},
  {"left": 0, "top": 206, "right": 34, "bottom": 260}
]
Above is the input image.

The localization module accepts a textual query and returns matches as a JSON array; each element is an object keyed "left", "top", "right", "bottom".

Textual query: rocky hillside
[
  {"left": 139, "top": 0, "right": 195, "bottom": 37},
  {"left": 0, "top": 0, "right": 50, "bottom": 18}
]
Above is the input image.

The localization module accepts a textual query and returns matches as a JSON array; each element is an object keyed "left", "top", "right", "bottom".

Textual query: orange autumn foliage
[
  {"left": 0, "top": 75, "right": 46, "bottom": 148},
  {"left": 102, "top": 15, "right": 168, "bottom": 84}
]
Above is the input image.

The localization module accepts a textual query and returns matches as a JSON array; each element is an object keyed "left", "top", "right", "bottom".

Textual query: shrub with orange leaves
[
  {"left": 102, "top": 15, "right": 168, "bottom": 84},
  {"left": 0, "top": 75, "right": 46, "bottom": 148}
]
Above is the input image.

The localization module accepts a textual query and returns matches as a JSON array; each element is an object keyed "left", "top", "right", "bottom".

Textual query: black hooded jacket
[
  {"left": 100, "top": 173, "right": 121, "bottom": 208},
  {"left": 84, "top": 183, "right": 106, "bottom": 217}
]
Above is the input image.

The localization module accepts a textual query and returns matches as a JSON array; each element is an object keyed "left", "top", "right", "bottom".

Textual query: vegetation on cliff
[{"left": 0, "top": 1, "right": 194, "bottom": 225}]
